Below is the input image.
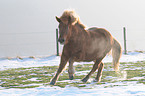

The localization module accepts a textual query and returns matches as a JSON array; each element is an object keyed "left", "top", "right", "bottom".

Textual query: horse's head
[
  {"left": 56, "top": 16, "right": 70, "bottom": 44},
  {"left": 56, "top": 10, "right": 80, "bottom": 44}
]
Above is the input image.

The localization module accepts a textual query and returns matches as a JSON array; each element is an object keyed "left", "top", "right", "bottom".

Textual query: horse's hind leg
[
  {"left": 94, "top": 62, "right": 104, "bottom": 82},
  {"left": 81, "top": 59, "right": 102, "bottom": 83},
  {"left": 68, "top": 59, "right": 75, "bottom": 80}
]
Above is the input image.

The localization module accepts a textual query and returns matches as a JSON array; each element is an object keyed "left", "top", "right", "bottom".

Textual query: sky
[{"left": 0, "top": 0, "right": 145, "bottom": 57}]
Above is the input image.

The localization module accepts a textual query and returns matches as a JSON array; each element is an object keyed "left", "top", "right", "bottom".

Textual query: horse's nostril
[
  {"left": 62, "top": 39, "right": 64, "bottom": 42},
  {"left": 58, "top": 39, "right": 61, "bottom": 42},
  {"left": 58, "top": 39, "right": 65, "bottom": 43}
]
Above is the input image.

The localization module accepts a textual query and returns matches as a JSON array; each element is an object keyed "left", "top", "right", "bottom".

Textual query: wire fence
[
  {"left": 0, "top": 31, "right": 56, "bottom": 58},
  {"left": 0, "top": 32, "right": 49, "bottom": 35},
  {"left": 0, "top": 28, "right": 145, "bottom": 58},
  {"left": 0, "top": 31, "right": 54, "bottom": 46},
  {"left": 56, "top": 27, "right": 145, "bottom": 56}
]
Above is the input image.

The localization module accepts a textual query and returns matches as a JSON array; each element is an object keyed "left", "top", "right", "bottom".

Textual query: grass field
[{"left": 0, "top": 61, "right": 144, "bottom": 89}]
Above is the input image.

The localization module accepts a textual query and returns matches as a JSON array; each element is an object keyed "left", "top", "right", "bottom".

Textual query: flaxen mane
[{"left": 60, "top": 10, "right": 86, "bottom": 28}]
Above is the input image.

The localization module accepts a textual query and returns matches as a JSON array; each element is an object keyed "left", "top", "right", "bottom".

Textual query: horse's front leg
[
  {"left": 50, "top": 55, "right": 69, "bottom": 85},
  {"left": 68, "top": 59, "right": 75, "bottom": 80}
]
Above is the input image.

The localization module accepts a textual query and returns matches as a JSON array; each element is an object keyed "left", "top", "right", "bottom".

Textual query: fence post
[
  {"left": 123, "top": 27, "right": 127, "bottom": 54},
  {"left": 56, "top": 29, "right": 59, "bottom": 56}
]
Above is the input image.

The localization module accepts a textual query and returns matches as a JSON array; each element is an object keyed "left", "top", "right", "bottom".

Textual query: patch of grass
[
  {"left": 138, "top": 79, "right": 145, "bottom": 84},
  {"left": 75, "top": 64, "right": 92, "bottom": 71},
  {"left": 0, "top": 61, "right": 145, "bottom": 89},
  {"left": 11, "top": 85, "right": 40, "bottom": 89},
  {"left": 126, "top": 70, "right": 143, "bottom": 79},
  {"left": 55, "top": 82, "right": 70, "bottom": 88},
  {"left": 0, "top": 66, "right": 56, "bottom": 89}
]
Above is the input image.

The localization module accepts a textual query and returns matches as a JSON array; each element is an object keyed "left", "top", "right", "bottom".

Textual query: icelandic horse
[{"left": 50, "top": 10, "right": 122, "bottom": 85}]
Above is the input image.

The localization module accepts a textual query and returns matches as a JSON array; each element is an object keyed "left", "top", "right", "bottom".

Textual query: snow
[
  {"left": 0, "top": 52, "right": 145, "bottom": 96},
  {"left": 27, "top": 78, "right": 40, "bottom": 81},
  {"left": 0, "top": 84, "right": 145, "bottom": 96},
  {"left": 0, "top": 52, "right": 145, "bottom": 71},
  {"left": 0, "top": 56, "right": 60, "bottom": 71}
]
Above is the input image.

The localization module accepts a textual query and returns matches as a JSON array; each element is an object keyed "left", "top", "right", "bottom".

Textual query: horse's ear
[{"left": 56, "top": 16, "right": 61, "bottom": 23}]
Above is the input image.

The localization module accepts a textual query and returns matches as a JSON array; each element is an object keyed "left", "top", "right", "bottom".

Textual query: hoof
[
  {"left": 50, "top": 81, "right": 56, "bottom": 85},
  {"left": 93, "top": 79, "right": 98, "bottom": 82},
  {"left": 93, "top": 79, "right": 97, "bottom": 82},
  {"left": 81, "top": 78, "right": 88, "bottom": 83},
  {"left": 93, "top": 79, "right": 101, "bottom": 83},
  {"left": 69, "top": 75, "right": 74, "bottom": 80},
  {"left": 94, "top": 78, "right": 101, "bottom": 82}
]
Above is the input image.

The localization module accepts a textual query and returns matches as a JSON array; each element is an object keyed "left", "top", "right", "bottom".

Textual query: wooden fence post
[
  {"left": 123, "top": 27, "right": 127, "bottom": 54},
  {"left": 56, "top": 29, "right": 59, "bottom": 56}
]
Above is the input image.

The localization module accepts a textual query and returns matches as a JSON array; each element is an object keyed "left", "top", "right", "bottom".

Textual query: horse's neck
[
  {"left": 72, "top": 23, "right": 87, "bottom": 37},
  {"left": 68, "top": 23, "right": 87, "bottom": 44}
]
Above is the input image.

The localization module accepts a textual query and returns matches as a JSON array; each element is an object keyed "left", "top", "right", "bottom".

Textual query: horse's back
[
  {"left": 87, "top": 27, "right": 98, "bottom": 31},
  {"left": 85, "top": 27, "right": 113, "bottom": 59},
  {"left": 87, "top": 27, "right": 113, "bottom": 42},
  {"left": 87, "top": 27, "right": 111, "bottom": 36}
]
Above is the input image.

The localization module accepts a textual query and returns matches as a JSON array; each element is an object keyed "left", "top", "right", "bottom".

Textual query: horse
[{"left": 50, "top": 10, "right": 122, "bottom": 85}]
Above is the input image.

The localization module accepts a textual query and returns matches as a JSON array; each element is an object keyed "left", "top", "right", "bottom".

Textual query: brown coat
[{"left": 50, "top": 10, "right": 122, "bottom": 85}]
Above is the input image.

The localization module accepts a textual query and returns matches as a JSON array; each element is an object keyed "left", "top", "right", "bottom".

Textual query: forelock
[{"left": 60, "top": 10, "right": 79, "bottom": 24}]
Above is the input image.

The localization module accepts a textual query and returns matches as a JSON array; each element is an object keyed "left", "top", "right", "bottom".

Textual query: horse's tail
[{"left": 111, "top": 38, "right": 122, "bottom": 71}]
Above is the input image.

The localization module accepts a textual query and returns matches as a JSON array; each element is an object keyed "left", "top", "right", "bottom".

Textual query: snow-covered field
[
  {"left": 0, "top": 52, "right": 145, "bottom": 71},
  {"left": 0, "top": 52, "right": 145, "bottom": 96}
]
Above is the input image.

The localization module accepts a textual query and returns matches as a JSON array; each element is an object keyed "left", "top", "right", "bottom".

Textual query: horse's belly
[
  {"left": 72, "top": 52, "right": 98, "bottom": 62},
  {"left": 71, "top": 38, "right": 108, "bottom": 62}
]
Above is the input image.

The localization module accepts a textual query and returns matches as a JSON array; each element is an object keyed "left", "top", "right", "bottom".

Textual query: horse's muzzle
[{"left": 58, "top": 38, "right": 65, "bottom": 44}]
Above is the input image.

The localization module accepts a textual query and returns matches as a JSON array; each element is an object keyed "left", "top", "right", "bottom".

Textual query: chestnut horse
[{"left": 50, "top": 10, "right": 122, "bottom": 85}]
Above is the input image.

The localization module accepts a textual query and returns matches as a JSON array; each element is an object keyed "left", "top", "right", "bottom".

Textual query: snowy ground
[
  {"left": 0, "top": 52, "right": 145, "bottom": 96},
  {"left": 0, "top": 52, "right": 145, "bottom": 71}
]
